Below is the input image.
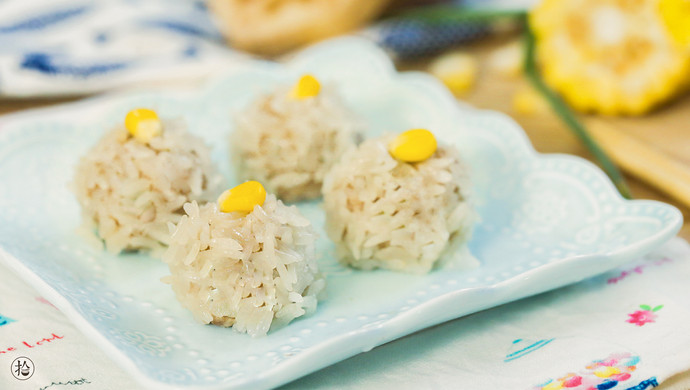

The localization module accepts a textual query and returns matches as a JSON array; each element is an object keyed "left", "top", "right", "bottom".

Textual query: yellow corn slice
[
  {"left": 660, "top": 0, "right": 690, "bottom": 46},
  {"left": 530, "top": 0, "right": 690, "bottom": 115}
]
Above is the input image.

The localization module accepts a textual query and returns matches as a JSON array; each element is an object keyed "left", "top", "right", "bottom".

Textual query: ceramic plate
[{"left": 0, "top": 38, "right": 681, "bottom": 389}]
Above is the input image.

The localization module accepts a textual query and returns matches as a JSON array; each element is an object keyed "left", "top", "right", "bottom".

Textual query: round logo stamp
[{"left": 10, "top": 356, "right": 34, "bottom": 380}]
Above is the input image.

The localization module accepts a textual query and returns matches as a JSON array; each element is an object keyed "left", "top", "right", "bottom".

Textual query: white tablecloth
[{"left": 3, "top": 238, "right": 690, "bottom": 390}]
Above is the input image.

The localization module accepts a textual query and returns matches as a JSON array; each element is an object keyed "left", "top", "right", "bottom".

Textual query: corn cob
[{"left": 530, "top": 0, "right": 690, "bottom": 115}]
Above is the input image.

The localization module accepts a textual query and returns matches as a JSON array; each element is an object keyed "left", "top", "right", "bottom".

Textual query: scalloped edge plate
[{"left": 0, "top": 37, "right": 682, "bottom": 390}]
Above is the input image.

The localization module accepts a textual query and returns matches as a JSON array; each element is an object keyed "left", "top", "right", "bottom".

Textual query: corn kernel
[
  {"left": 488, "top": 41, "right": 523, "bottom": 78},
  {"left": 290, "top": 74, "right": 321, "bottom": 99},
  {"left": 389, "top": 129, "right": 437, "bottom": 163},
  {"left": 428, "top": 52, "right": 478, "bottom": 95},
  {"left": 218, "top": 181, "right": 267, "bottom": 214},
  {"left": 660, "top": 0, "right": 690, "bottom": 46},
  {"left": 125, "top": 108, "right": 162, "bottom": 143},
  {"left": 512, "top": 86, "right": 551, "bottom": 116}
]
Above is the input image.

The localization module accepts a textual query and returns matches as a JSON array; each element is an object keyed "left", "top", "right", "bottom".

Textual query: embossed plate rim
[{"left": 0, "top": 37, "right": 683, "bottom": 390}]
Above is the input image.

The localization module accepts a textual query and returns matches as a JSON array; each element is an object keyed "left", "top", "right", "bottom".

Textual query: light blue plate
[{"left": 0, "top": 37, "right": 681, "bottom": 390}]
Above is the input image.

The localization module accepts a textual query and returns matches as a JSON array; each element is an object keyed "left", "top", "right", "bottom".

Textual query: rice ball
[
  {"left": 162, "top": 194, "right": 325, "bottom": 337},
  {"left": 72, "top": 112, "right": 222, "bottom": 256},
  {"left": 322, "top": 132, "right": 475, "bottom": 274},
  {"left": 231, "top": 75, "right": 359, "bottom": 202}
]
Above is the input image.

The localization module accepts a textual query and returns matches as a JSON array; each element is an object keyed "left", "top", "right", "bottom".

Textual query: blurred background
[{"left": 1, "top": 0, "right": 689, "bottom": 239}]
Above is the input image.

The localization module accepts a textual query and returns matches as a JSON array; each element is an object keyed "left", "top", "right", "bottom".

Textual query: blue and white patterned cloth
[{"left": 0, "top": 0, "right": 247, "bottom": 97}]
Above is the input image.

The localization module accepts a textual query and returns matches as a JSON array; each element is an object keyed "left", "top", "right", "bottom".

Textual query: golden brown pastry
[{"left": 208, "top": 0, "right": 393, "bottom": 55}]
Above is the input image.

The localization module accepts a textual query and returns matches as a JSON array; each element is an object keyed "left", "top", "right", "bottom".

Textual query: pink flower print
[
  {"left": 627, "top": 310, "right": 656, "bottom": 326},
  {"left": 534, "top": 352, "right": 640, "bottom": 390},
  {"left": 626, "top": 304, "right": 663, "bottom": 326},
  {"left": 561, "top": 374, "right": 582, "bottom": 387}
]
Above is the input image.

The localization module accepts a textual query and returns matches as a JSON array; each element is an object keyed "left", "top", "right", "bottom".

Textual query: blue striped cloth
[{"left": 0, "top": 0, "right": 245, "bottom": 96}]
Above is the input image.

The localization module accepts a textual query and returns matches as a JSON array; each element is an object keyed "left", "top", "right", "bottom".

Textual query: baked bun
[{"left": 209, "top": 0, "right": 392, "bottom": 55}]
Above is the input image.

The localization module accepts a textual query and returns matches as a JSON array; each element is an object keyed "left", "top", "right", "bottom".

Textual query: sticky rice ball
[
  {"left": 72, "top": 109, "right": 222, "bottom": 256},
  {"left": 162, "top": 181, "right": 325, "bottom": 337},
  {"left": 323, "top": 129, "right": 475, "bottom": 274},
  {"left": 231, "top": 74, "right": 359, "bottom": 202}
]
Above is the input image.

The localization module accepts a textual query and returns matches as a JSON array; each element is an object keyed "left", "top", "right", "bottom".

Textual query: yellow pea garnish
[
  {"left": 290, "top": 74, "right": 321, "bottom": 99},
  {"left": 218, "top": 181, "right": 267, "bottom": 214},
  {"left": 389, "top": 129, "right": 438, "bottom": 163},
  {"left": 125, "top": 108, "right": 162, "bottom": 143}
]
